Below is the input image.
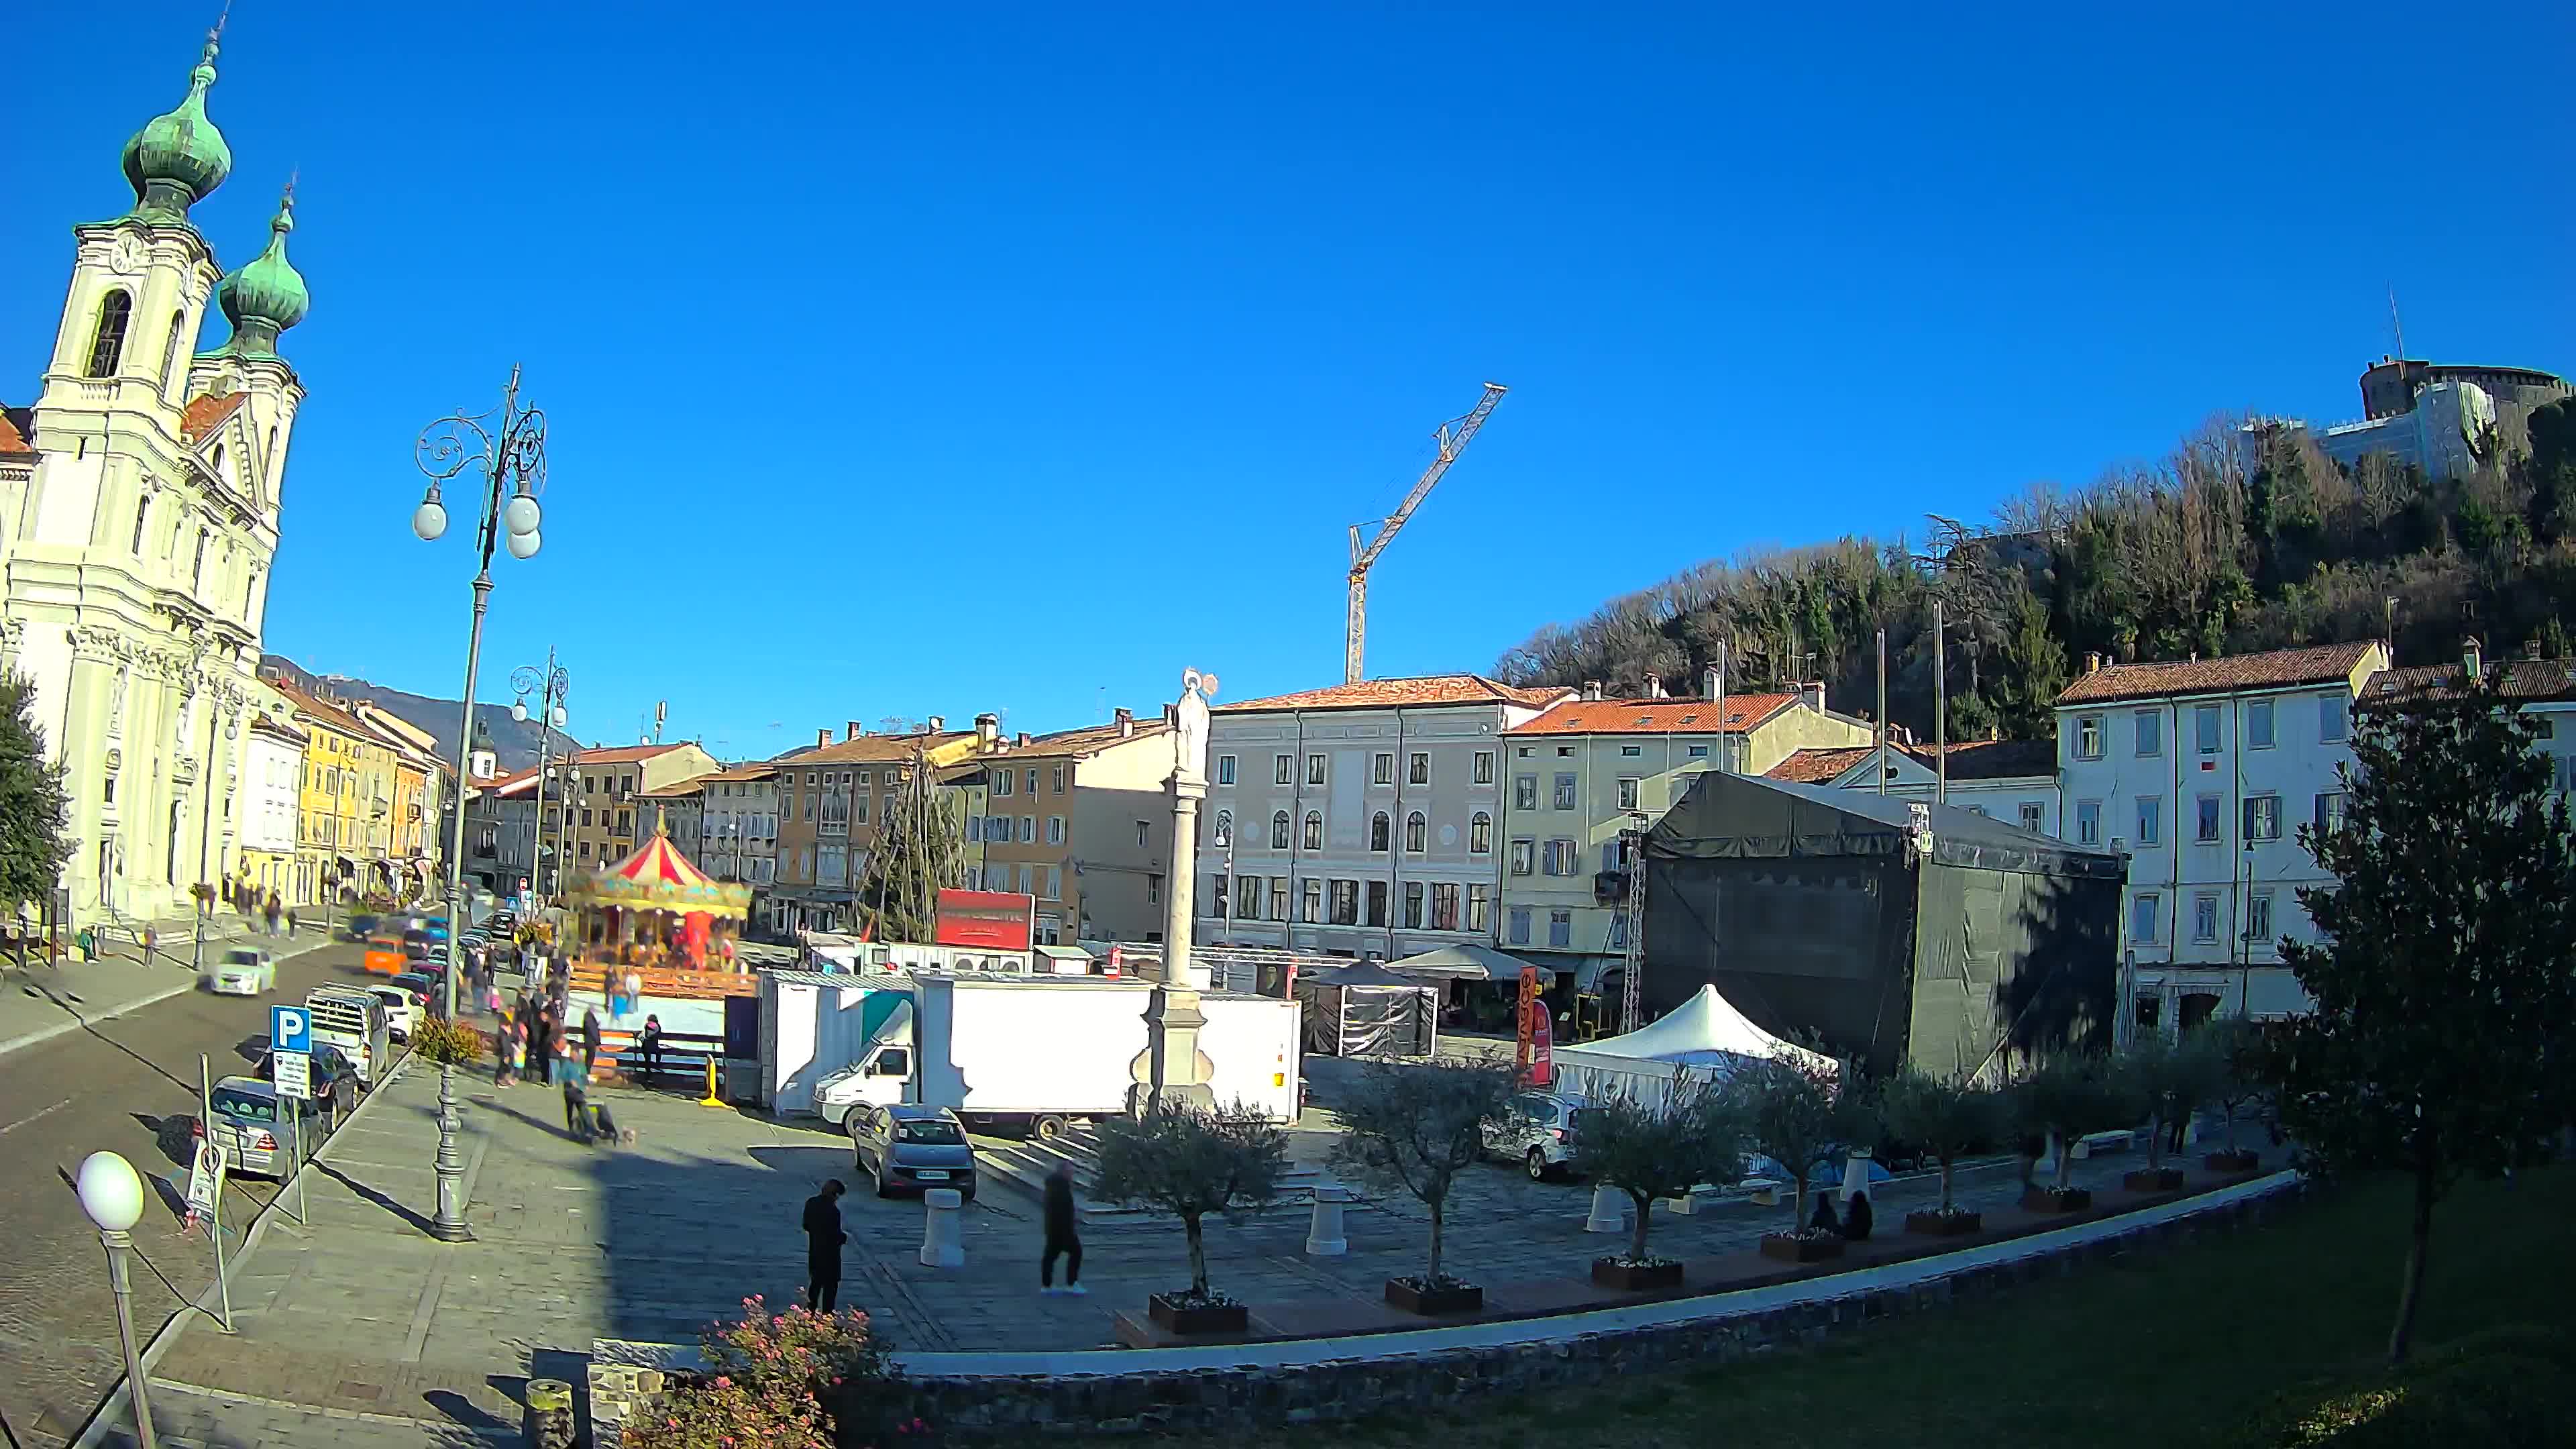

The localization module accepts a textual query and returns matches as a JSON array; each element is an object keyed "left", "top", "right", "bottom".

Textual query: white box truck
[{"left": 809, "top": 973, "right": 1299, "bottom": 1139}]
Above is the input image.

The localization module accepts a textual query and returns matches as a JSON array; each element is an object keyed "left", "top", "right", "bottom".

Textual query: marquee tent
[
  {"left": 1551, "top": 983, "right": 1835, "bottom": 1108},
  {"left": 1384, "top": 942, "right": 1534, "bottom": 982},
  {"left": 1295, "top": 961, "right": 1440, "bottom": 1061}
]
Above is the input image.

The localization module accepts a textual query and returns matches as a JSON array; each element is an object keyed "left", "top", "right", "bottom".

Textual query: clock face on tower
[{"left": 110, "top": 233, "right": 146, "bottom": 274}]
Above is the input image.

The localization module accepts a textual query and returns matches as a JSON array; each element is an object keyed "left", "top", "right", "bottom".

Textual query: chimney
[
  {"left": 1016, "top": 732, "right": 1030, "bottom": 747},
  {"left": 975, "top": 712, "right": 1000, "bottom": 746},
  {"left": 1702, "top": 666, "right": 1721, "bottom": 701},
  {"left": 845, "top": 720, "right": 862, "bottom": 741},
  {"left": 817, "top": 728, "right": 831, "bottom": 749},
  {"left": 926, "top": 714, "right": 945, "bottom": 732},
  {"left": 1644, "top": 672, "right": 1666, "bottom": 698},
  {"left": 1114, "top": 706, "right": 1134, "bottom": 738},
  {"left": 1581, "top": 680, "right": 1603, "bottom": 702},
  {"left": 2085, "top": 652, "right": 2102, "bottom": 674},
  {"left": 1803, "top": 682, "right": 1825, "bottom": 714},
  {"left": 2463, "top": 635, "right": 2483, "bottom": 683}
]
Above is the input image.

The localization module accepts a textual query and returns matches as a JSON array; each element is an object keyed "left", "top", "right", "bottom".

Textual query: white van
[{"left": 305, "top": 985, "right": 392, "bottom": 1087}]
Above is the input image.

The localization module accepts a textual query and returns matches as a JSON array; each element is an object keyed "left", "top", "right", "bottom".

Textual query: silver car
[
  {"left": 207, "top": 1076, "right": 297, "bottom": 1178},
  {"left": 1481, "top": 1091, "right": 1599, "bottom": 1181},
  {"left": 847, "top": 1103, "right": 977, "bottom": 1201}
]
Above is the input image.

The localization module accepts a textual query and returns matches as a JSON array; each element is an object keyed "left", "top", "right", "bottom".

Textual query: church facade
[{"left": 0, "top": 30, "right": 312, "bottom": 925}]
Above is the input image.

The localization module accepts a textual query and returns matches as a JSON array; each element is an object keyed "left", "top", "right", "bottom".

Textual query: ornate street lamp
[
  {"left": 77, "top": 1151, "right": 156, "bottom": 1448},
  {"left": 513, "top": 653, "right": 570, "bottom": 904},
  {"left": 413, "top": 366, "right": 547, "bottom": 1243}
]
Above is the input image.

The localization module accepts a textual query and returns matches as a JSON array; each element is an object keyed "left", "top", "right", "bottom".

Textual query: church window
[
  {"left": 212, "top": 445, "right": 225, "bottom": 480},
  {"left": 160, "top": 311, "right": 186, "bottom": 395},
  {"left": 131, "top": 496, "right": 150, "bottom": 555},
  {"left": 192, "top": 529, "right": 209, "bottom": 590},
  {"left": 87, "top": 290, "right": 133, "bottom": 377}
]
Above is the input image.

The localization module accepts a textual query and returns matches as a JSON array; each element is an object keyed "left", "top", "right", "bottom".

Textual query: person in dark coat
[
  {"left": 639, "top": 1015, "right": 664, "bottom": 1085},
  {"left": 1809, "top": 1190, "right": 1841, "bottom": 1236},
  {"left": 803, "top": 1180, "right": 848, "bottom": 1312},
  {"left": 579, "top": 1007, "right": 602, "bottom": 1081},
  {"left": 1040, "top": 1163, "right": 1084, "bottom": 1295},
  {"left": 1842, "top": 1191, "right": 1874, "bottom": 1242}
]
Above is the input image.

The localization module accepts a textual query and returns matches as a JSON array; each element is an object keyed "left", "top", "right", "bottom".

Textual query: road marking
[{"left": 0, "top": 1098, "right": 72, "bottom": 1136}]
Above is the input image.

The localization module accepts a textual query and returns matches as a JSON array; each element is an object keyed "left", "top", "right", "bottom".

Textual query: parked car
[
  {"left": 206, "top": 1077, "right": 298, "bottom": 1177},
  {"left": 401, "top": 929, "right": 436, "bottom": 963},
  {"left": 1481, "top": 1091, "right": 1600, "bottom": 1181},
  {"left": 362, "top": 935, "right": 407, "bottom": 975},
  {"left": 343, "top": 913, "right": 381, "bottom": 943},
  {"left": 256, "top": 1042, "right": 360, "bottom": 1126},
  {"left": 847, "top": 1103, "right": 977, "bottom": 1201},
  {"left": 203, "top": 947, "right": 276, "bottom": 996},
  {"left": 368, "top": 983, "right": 421, "bottom": 1041}
]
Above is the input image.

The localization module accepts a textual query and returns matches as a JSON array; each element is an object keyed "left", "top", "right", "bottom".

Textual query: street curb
[
  {"left": 0, "top": 931, "right": 339, "bottom": 1063},
  {"left": 70, "top": 1040, "right": 420, "bottom": 1448},
  {"left": 150, "top": 1380, "right": 517, "bottom": 1444}
]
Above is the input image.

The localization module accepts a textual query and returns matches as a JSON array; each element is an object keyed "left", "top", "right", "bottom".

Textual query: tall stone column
[{"left": 1134, "top": 668, "right": 1220, "bottom": 1114}]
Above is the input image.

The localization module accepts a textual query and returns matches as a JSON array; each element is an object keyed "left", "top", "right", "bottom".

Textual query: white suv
[{"left": 1481, "top": 1092, "right": 1597, "bottom": 1181}]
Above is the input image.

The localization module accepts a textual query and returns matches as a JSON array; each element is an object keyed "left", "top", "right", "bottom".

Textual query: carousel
[{"left": 566, "top": 811, "right": 753, "bottom": 972}]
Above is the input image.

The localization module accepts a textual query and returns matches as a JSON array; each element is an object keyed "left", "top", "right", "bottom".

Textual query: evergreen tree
[
  {"left": 851, "top": 750, "right": 961, "bottom": 943},
  {"left": 0, "top": 670, "right": 72, "bottom": 920},
  {"left": 2270, "top": 670, "right": 2576, "bottom": 1364}
]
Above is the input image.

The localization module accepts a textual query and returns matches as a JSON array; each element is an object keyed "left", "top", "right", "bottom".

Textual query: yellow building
[{"left": 272, "top": 679, "right": 401, "bottom": 906}]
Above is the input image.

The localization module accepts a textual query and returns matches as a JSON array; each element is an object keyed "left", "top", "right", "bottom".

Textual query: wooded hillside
[{"left": 1493, "top": 400, "right": 2576, "bottom": 742}]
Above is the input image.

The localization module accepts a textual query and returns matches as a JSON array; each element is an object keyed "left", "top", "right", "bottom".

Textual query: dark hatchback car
[{"left": 254, "top": 1042, "right": 361, "bottom": 1126}]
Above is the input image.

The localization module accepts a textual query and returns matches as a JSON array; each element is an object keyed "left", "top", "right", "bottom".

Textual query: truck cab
[{"left": 810, "top": 1021, "right": 913, "bottom": 1127}]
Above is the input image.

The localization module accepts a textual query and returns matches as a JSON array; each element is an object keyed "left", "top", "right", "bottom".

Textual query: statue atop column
[{"left": 1132, "top": 667, "right": 1220, "bottom": 1114}]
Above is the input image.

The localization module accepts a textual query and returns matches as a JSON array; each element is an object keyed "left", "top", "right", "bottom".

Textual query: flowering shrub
[{"left": 619, "top": 1297, "right": 907, "bottom": 1449}]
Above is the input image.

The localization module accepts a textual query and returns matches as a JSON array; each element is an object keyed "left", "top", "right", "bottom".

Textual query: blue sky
[{"left": 7, "top": 2, "right": 2568, "bottom": 760}]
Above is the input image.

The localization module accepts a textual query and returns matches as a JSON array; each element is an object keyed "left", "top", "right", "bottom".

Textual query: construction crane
[{"left": 1344, "top": 382, "right": 1509, "bottom": 684}]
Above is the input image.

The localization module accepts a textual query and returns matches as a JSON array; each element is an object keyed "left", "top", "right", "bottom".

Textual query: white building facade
[
  {"left": 1207, "top": 676, "right": 1568, "bottom": 961},
  {"left": 2054, "top": 641, "right": 2389, "bottom": 1028},
  {"left": 0, "top": 34, "right": 310, "bottom": 925},
  {"left": 237, "top": 698, "right": 305, "bottom": 901}
]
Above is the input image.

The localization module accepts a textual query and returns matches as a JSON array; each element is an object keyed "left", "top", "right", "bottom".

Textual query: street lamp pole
[
  {"left": 413, "top": 366, "right": 547, "bottom": 1244},
  {"left": 76, "top": 1152, "right": 156, "bottom": 1449},
  {"left": 513, "top": 653, "right": 570, "bottom": 906}
]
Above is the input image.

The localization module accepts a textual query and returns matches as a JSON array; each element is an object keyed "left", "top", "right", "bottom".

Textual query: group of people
[
  {"left": 798, "top": 1161, "right": 1086, "bottom": 1315},
  {"left": 493, "top": 989, "right": 599, "bottom": 1087},
  {"left": 1809, "top": 1187, "right": 1874, "bottom": 1241},
  {"left": 211, "top": 876, "right": 297, "bottom": 937}
]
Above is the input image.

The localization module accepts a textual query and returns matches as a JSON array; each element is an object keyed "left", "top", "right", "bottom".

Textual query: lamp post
[
  {"left": 512, "top": 653, "right": 570, "bottom": 904},
  {"left": 413, "top": 366, "right": 547, "bottom": 1244},
  {"left": 76, "top": 1150, "right": 157, "bottom": 1449}
]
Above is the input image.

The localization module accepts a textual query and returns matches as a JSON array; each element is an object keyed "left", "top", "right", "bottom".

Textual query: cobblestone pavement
[
  {"left": 0, "top": 929, "right": 354, "bottom": 1447},
  {"left": 111, "top": 1039, "right": 2196, "bottom": 1449}
]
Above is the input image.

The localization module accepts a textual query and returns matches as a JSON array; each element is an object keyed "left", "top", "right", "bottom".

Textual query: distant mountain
[{"left": 259, "top": 655, "right": 578, "bottom": 774}]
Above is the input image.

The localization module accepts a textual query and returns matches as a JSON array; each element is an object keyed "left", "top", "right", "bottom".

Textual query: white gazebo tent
[{"left": 1551, "top": 983, "right": 1838, "bottom": 1110}]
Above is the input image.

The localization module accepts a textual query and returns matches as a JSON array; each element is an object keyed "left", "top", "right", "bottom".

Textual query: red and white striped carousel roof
[{"left": 602, "top": 820, "right": 716, "bottom": 890}]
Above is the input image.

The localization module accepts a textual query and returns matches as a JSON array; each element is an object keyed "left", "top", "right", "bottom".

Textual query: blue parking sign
[{"left": 272, "top": 1004, "right": 311, "bottom": 1055}]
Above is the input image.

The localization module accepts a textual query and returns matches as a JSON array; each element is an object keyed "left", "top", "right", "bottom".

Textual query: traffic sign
[
  {"left": 272, "top": 1004, "right": 311, "bottom": 1055},
  {"left": 185, "top": 1138, "right": 225, "bottom": 1226},
  {"left": 272, "top": 1049, "right": 312, "bottom": 1102}
]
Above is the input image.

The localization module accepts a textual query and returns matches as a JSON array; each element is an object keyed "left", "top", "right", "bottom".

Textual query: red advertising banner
[
  {"left": 934, "top": 889, "right": 1034, "bottom": 951},
  {"left": 1515, "top": 965, "right": 1539, "bottom": 1083},
  {"left": 1529, "top": 1003, "right": 1556, "bottom": 1089}
]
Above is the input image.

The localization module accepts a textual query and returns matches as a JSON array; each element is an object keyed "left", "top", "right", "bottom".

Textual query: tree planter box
[
  {"left": 1147, "top": 1293, "right": 1248, "bottom": 1336},
  {"left": 1904, "top": 1208, "right": 1983, "bottom": 1236},
  {"left": 1590, "top": 1257, "right": 1684, "bottom": 1292},
  {"left": 2123, "top": 1167, "right": 2186, "bottom": 1192},
  {"left": 1759, "top": 1232, "right": 1847, "bottom": 1263},
  {"left": 2021, "top": 1186, "right": 2092, "bottom": 1213},
  {"left": 1383, "top": 1277, "right": 1484, "bottom": 1316},
  {"left": 2203, "top": 1149, "right": 2263, "bottom": 1173}
]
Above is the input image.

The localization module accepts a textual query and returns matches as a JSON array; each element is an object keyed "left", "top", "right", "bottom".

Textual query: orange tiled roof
[
  {"left": 0, "top": 410, "right": 32, "bottom": 457},
  {"left": 1768, "top": 746, "right": 1876, "bottom": 784},
  {"left": 2367, "top": 657, "right": 2576, "bottom": 705},
  {"left": 1216, "top": 675, "right": 1572, "bottom": 714},
  {"left": 563, "top": 743, "right": 693, "bottom": 767},
  {"left": 700, "top": 762, "right": 780, "bottom": 783},
  {"left": 994, "top": 718, "right": 1173, "bottom": 760},
  {"left": 180, "top": 392, "right": 246, "bottom": 444},
  {"left": 1509, "top": 692, "right": 1798, "bottom": 736},
  {"left": 269, "top": 680, "right": 374, "bottom": 741},
  {"left": 2055, "top": 641, "right": 2381, "bottom": 706},
  {"left": 788, "top": 732, "right": 969, "bottom": 766}
]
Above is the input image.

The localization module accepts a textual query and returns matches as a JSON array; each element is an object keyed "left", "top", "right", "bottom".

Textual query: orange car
[{"left": 362, "top": 935, "right": 407, "bottom": 975}]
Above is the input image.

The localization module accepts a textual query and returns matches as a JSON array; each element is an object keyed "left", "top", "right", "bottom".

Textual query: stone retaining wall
[{"left": 593, "top": 1176, "right": 2304, "bottom": 1442}]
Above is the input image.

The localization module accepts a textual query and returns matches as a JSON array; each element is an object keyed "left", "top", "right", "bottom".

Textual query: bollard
[
  {"left": 919, "top": 1187, "right": 965, "bottom": 1268},
  {"left": 1303, "top": 1185, "right": 1349, "bottom": 1256},
  {"left": 1839, "top": 1146, "right": 1874, "bottom": 1205},
  {"left": 1584, "top": 1182, "right": 1626, "bottom": 1234},
  {"left": 524, "top": 1377, "right": 575, "bottom": 1449}
]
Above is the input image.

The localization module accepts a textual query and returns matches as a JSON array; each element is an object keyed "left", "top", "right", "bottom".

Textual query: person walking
[
  {"left": 580, "top": 1006, "right": 602, "bottom": 1082},
  {"left": 528, "top": 1004, "right": 554, "bottom": 1087},
  {"left": 494, "top": 1009, "right": 518, "bottom": 1085},
  {"left": 639, "top": 1014, "right": 664, "bottom": 1087},
  {"left": 1040, "top": 1162, "right": 1084, "bottom": 1295},
  {"left": 802, "top": 1179, "right": 848, "bottom": 1312}
]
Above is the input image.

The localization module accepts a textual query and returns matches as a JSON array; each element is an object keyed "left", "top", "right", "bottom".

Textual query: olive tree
[
  {"left": 1875, "top": 1063, "right": 1998, "bottom": 1216},
  {"left": 1735, "top": 1049, "right": 1861, "bottom": 1232},
  {"left": 1329, "top": 1061, "right": 1519, "bottom": 1286},
  {"left": 2012, "top": 1054, "right": 2141, "bottom": 1190},
  {"left": 2198, "top": 1017, "right": 2268, "bottom": 1157},
  {"left": 2123, "top": 1034, "right": 2216, "bottom": 1172},
  {"left": 1094, "top": 1102, "right": 1288, "bottom": 1303},
  {"left": 1572, "top": 1071, "right": 1746, "bottom": 1264}
]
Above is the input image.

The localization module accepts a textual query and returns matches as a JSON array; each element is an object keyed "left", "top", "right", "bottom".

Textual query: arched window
[
  {"left": 1405, "top": 811, "right": 1426, "bottom": 853},
  {"left": 191, "top": 529, "right": 209, "bottom": 590},
  {"left": 160, "top": 311, "right": 186, "bottom": 394},
  {"left": 130, "top": 496, "right": 150, "bottom": 555},
  {"left": 1369, "top": 812, "right": 1390, "bottom": 852},
  {"left": 87, "top": 290, "right": 133, "bottom": 377},
  {"left": 1212, "top": 808, "right": 1232, "bottom": 849},
  {"left": 1302, "top": 811, "right": 1323, "bottom": 851},
  {"left": 1470, "top": 810, "right": 1493, "bottom": 854},
  {"left": 1270, "top": 811, "right": 1290, "bottom": 849}
]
